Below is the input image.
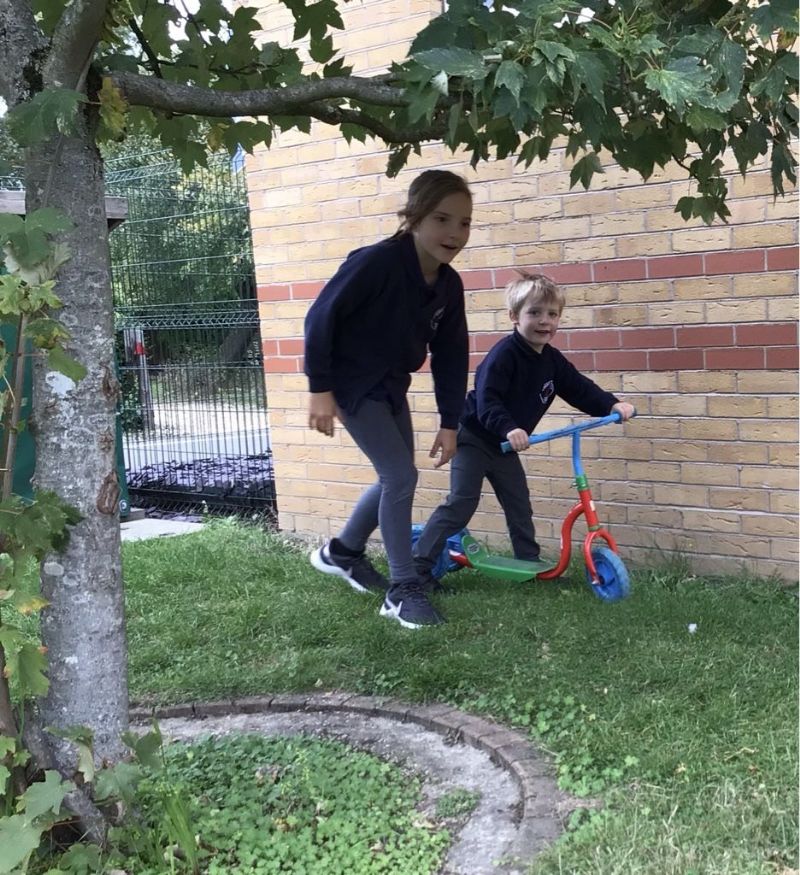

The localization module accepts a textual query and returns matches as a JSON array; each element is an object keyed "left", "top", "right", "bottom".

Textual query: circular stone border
[{"left": 130, "top": 692, "right": 569, "bottom": 870}]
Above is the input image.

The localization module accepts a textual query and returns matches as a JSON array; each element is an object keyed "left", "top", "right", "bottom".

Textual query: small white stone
[
  {"left": 687, "top": 623, "right": 698, "bottom": 634},
  {"left": 43, "top": 561, "right": 64, "bottom": 575}
]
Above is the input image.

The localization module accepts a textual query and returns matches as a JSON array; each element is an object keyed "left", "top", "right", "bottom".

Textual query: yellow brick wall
[{"left": 247, "top": 0, "right": 799, "bottom": 581}]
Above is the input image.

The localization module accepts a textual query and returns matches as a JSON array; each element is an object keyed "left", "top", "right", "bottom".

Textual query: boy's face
[{"left": 510, "top": 295, "right": 561, "bottom": 353}]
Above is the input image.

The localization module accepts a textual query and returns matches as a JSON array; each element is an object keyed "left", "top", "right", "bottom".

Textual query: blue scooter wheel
[{"left": 585, "top": 547, "right": 631, "bottom": 602}]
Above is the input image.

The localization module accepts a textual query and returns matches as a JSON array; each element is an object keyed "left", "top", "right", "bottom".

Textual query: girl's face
[
  {"left": 511, "top": 295, "right": 562, "bottom": 353},
  {"left": 411, "top": 192, "right": 472, "bottom": 278}
]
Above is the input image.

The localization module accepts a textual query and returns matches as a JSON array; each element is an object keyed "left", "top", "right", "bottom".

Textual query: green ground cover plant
[
  {"left": 122, "top": 520, "right": 798, "bottom": 875},
  {"left": 9, "top": 519, "right": 796, "bottom": 873}
]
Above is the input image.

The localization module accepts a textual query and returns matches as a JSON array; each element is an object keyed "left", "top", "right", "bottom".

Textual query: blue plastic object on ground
[
  {"left": 411, "top": 524, "right": 468, "bottom": 579},
  {"left": 586, "top": 546, "right": 631, "bottom": 602}
]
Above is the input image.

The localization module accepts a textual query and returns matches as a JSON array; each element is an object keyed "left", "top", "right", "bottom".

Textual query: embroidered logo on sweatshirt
[
  {"left": 430, "top": 307, "right": 445, "bottom": 331},
  {"left": 540, "top": 379, "right": 555, "bottom": 404}
]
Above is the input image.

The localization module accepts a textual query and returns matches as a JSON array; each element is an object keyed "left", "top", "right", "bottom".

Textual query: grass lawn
[{"left": 125, "top": 519, "right": 798, "bottom": 875}]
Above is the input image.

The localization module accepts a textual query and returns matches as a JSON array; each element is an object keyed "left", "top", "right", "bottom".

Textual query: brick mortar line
[
  {"left": 130, "top": 692, "right": 562, "bottom": 855},
  {"left": 257, "top": 245, "right": 799, "bottom": 299}
]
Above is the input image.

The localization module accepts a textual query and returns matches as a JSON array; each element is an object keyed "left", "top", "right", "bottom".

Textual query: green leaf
[
  {"left": 570, "top": 52, "right": 609, "bottom": 108},
  {"left": 569, "top": 151, "right": 604, "bottom": 189},
  {"left": 15, "top": 643, "right": 49, "bottom": 697},
  {"left": 122, "top": 723, "right": 163, "bottom": 771},
  {"left": 685, "top": 106, "right": 727, "bottom": 133},
  {"left": 644, "top": 57, "right": 713, "bottom": 113},
  {"left": 0, "top": 814, "right": 41, "bottom": 873},
  {"left": 47, "top": 346, "right": 87, "bottom": 383},
  {"left": 0, "top": 215, "right": 24, "bottom": 240},
  {"left": 534, "top": 40, "right": 575, "bottom": 64},
  {"left": 7, "top": 89, "right": 86, "bottom": 147},
  {"left": 93, "top": 760, "right": 142, "bottom": 804},
  {"left": 25, "top": 208, "right": 73, "bottom": 235},
  {"left": 412, "top": 47, "right": 487, "bottom": 79},
  {"left": 386, "top": 144, "right": 411, "bottom": 178},
  {"left": 494, "top": 60, "right": 525, "bottom": 104},
  {"left": 750, "top": 0, "right": 798, "bottom": 40},
  {"left": 18, "top": 771, "right": 70, "bottom": 820}
]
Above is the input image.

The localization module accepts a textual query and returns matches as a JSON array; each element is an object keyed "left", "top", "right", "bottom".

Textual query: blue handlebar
[{"left": 500, "top": 409, "right": 635, "bottom": 454}]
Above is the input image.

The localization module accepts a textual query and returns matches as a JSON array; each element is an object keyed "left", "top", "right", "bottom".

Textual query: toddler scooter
[{"left": 415, "top": 411, "right": 635, "bottom": 602}]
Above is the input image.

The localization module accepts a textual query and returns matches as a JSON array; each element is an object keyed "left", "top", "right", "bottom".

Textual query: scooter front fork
[{"left": 536, "top": 483, "right": 618, "bottom": 581}]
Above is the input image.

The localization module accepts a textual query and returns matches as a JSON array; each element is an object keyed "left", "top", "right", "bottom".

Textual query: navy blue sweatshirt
[
  {"left": 304, "top": 233, "right": 468, "bottom": 429},
  {"left": 462, "top": 329, "right": 619, "bottom": 445}
]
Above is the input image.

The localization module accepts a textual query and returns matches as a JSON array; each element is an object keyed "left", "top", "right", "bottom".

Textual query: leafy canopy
[
  {"left": 12, "top": 0, "right": 798, "bottom": 222},
  {"left": 10, "top": 0, "right": 800, "bottom": 219}
]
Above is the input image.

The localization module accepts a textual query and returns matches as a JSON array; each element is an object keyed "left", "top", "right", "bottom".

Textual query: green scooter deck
[{"left": 460, "top": 535, "right": 556, "bottom": 582}]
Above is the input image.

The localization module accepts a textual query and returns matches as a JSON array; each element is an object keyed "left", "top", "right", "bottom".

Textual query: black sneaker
[
  {"left": 310, "top": 542, "right": 389, "bottom": 594},
  {"left": 380, "top": 580, "right": 445, "bottom": 629},
  {"left": 417, "top": 568, "right": 453, "bottom": 596}
]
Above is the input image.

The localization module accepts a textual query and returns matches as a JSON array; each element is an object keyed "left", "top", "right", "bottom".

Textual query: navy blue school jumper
[
  {"left": 304, "top": 232, "right": 468, "bottom": 582},
  {"left": 414, "top": 328, "right": 619, "bottom": 571},
  {"left": 304, "top": 232, "right": 468, "bottom": 429}
]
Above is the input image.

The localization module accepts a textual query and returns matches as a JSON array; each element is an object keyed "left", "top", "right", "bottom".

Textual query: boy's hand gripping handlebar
[{"left": 500, "top": 409, "right": 636, "bottom": 454}]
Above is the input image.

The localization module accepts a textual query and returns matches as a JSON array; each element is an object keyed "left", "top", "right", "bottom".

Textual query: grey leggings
[{"left": 338, "top": 398, "right": 417, "bottom": 583}]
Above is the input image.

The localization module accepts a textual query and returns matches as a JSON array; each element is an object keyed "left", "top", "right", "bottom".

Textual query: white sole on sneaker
[
  {"left": 379, "top": 599, "right": 425, "bottom": 629},
  {"left": 309, "top": 547, "right": 370, "bottom": 594}
]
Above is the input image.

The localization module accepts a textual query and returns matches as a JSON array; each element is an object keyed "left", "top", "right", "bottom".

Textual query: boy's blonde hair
[{"left": 505, "top": 272, "right": 565, "bottom": 316}]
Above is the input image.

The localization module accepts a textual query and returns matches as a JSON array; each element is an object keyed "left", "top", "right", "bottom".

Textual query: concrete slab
[{"left": 120, "top": 518, "right": 204, "bottom": 542}]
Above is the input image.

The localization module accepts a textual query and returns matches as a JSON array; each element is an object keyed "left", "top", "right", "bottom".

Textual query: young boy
[{"left": 413, "top": 272, "right": 636, "bottom": 600}]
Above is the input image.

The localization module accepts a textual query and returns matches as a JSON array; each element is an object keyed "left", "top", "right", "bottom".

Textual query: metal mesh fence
[{"left": 107, "top": 150, "right": 277, "bottom": 521}]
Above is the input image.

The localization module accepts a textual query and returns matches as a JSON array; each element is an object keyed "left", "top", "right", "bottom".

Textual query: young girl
[{"left": 304, "top": 169, "right": 473, "bottom": 629}]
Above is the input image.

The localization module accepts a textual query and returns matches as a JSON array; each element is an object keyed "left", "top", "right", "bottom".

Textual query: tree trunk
[{"left": 26, "top": 116, "right": 129, "bottom": 769}]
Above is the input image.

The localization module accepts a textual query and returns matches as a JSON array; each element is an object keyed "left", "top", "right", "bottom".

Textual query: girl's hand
[
  {"left": 612, "top": 402, "right": 636, "bottom": 422},
  {"left": 505, "top": 427, "right": 530, "bottom": 452},
  {"left": 430, "top": 428, "right": 457, "bottom": 468},
  {"left": 309, "top": 391, "right": 337, "bottom": 436}
]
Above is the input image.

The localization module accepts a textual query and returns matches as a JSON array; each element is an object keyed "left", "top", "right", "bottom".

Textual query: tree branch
[
  {"left": 302, "top": 102, "right": 447, "bottom": 144},
  {"left": 127, "top": 17, "right": 163, "bottom": 79},
  {"left": 111, "top": 71, "right": 409, "bottom": 117},
  {"left": 43, "top": 0, "right": 110, "bottom": 89}
]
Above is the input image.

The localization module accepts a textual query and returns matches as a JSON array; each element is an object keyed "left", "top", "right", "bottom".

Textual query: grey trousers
[
  {"left": 338, "top": 398, "right": 418, "bottom": 583},
  {"left": 413, "top": 426, "right": 540, "bottom": 573}
]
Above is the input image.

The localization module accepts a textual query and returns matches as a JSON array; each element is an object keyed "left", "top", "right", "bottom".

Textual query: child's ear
[{"left": 508, "top": 309, "right": 518, "bottom": 324}]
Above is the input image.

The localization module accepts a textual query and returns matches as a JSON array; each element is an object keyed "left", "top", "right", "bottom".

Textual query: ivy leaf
[
  {"left": 412, "top": 47, "right": 487, "bottom": 79},
  {"left": 7, "top": 89, "right": 86, "bottom": 147},
  {"left": 47, "top": 346, "right": 87, "bottom": 383},
  {"left": 18, "top": 770, "right": 71, "bottom": 819},
  {"left": 495, "top": 60, "right": 525, "bottom": 104},
  {"left": 0, "top": 814, "right": 41, "bottom": 873},
  {"left": 569, "top": 151, "right": 604, "bottom": 189}
]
